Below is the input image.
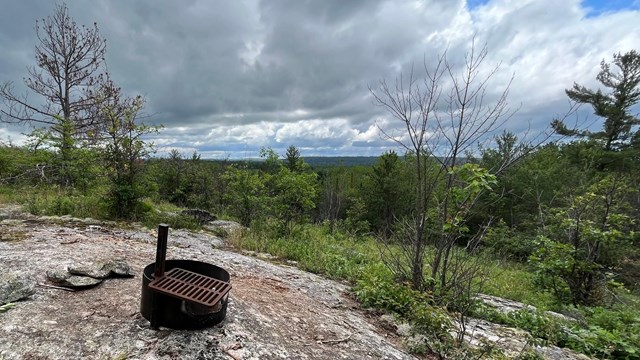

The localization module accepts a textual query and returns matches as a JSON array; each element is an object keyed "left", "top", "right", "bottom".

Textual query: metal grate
[{"left": 148, "top": 267, "right": 232, "bottom": 307}]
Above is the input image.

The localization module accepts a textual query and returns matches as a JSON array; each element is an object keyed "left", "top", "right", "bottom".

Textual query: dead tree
[
  {"left": 0, "top": 3, "right": 108, "bottom": 186},
  {"left": 370, "top": 39, "right": 516, "bottom": 292}
]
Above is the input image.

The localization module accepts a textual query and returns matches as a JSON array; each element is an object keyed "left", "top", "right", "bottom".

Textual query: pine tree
[{"left": 553, "top": 50, "right": 640, "bottom": 151}]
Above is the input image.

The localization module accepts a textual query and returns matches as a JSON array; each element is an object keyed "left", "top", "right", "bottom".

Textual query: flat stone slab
[
  {"left": 0, "top": 272, "right": 35, "bottom": 304},
  {"left": 46, "top": 270, "right": 103, "bottom": 288},
  {"left": 68, "top": 260, "right": 135, "bottom": 279},
  {"left": 47, "top": 260, "right": 134, "bottom": 288}
]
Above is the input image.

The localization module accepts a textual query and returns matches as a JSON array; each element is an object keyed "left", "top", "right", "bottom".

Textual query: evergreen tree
[
  {"left": 285, "top": 145, "right": 302, "bottom": 172},
  {"left": 553, "top": 50, "right": 640, "bottom": 152}
]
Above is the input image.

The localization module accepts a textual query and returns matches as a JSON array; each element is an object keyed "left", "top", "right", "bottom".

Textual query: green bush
[
  {"left": 483, "top": 221, "right": 535, "bottom": 261},
  {"left": 142, "top": 211, "right": 201, "bottom": 230},
  {"left": 24, "top": 188, "right": 107, "bottom": 219},
  {"left": 354, "top": 268, "right": 452, "bottom": 343},
  {"left": 49, "top": 196, "right": 74, "bottom": 215},
  {"left": 529, "top": 177, "right": 636, "bottom": 306},
  {"left": 562, "top": 305, "right": 640, "bottom": 359},
  {"left": 354, "top": 266, "right": 420, "bottom": 314},
  {"left": 471, "top": 304, "right": 569, "bottom": 346},
  {"left": 471, "top": 303, "right": 640, "bottom": 359},
  {"left": 564, "top": 325, "right": 640, "bottom": 360},
  {"left": 481, "top": 260, "right": 556, "bottom": 309}
]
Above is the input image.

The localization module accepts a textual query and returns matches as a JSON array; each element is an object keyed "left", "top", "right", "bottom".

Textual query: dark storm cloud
[{"left": 1, "top": 0, "right": 638, "bottom": 157}]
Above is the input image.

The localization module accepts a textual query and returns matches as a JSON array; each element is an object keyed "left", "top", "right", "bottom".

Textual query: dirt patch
[{"left": 0, "top": 210, "right": 417, "bottom": 360}]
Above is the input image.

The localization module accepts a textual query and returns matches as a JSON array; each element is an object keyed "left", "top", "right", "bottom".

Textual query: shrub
[
  {"left": 483, "top": 221, "right": 536, "bottom": 261},
  {"left": 24, "top": 188, "right": 107, "bottom": 219},
  {"left": 354, "top": 268, "right": 452, "bottom": 342},
  {"left": 471, "top": 302, "right": 640, "bottom": 359},
  {"left": 142, "top": 211, "right": 201, "bottom": 230},
  {"left": 529, "top": 177, "right": 636, "bottom": 306}
]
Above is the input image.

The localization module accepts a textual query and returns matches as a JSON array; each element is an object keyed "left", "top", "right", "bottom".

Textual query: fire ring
[{"left": 140, "top": 225, "right": 231, "bottom": 329}]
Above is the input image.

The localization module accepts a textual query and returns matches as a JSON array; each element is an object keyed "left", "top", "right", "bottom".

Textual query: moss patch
[{"left": 0, "top": 227, "right": 28, "bottom": 242}]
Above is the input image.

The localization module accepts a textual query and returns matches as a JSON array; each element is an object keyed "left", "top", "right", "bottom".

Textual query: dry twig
[
  {"left": 37, "top": 283, "right": 75, "bottom": 292},
  {"left": 316, "top": 333, "right": 353, "bottom": 345}
]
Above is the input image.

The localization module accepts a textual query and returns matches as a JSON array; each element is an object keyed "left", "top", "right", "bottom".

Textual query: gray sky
[{"left": 1, "top": 0, "right": 639, "bottom": 158}]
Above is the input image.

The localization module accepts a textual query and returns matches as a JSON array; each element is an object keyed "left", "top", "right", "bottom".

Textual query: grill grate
[{"left": 148, "top": 267, "right": 232, "bottom": 307}]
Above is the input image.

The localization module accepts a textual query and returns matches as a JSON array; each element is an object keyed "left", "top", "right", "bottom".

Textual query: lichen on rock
[{"left": 0, "top": 272, "right": 35, "bottom": 304}]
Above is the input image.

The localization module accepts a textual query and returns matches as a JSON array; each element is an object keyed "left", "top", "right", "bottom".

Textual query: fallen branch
[
  {"left": 60, "top": 239, "right": 79, "bottom": 245},
  {"left": 316, "top": 333, "right": 353, "bottom": 345},
  {"left": 0, "top": 303, "right": 15, "bottom": 312},
  {"left": 37, "top": 283, "right": 75, "bottom": 292}
]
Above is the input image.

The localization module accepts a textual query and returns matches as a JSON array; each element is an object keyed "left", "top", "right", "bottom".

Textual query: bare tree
[
  {"left": 370, "top": 39, "right": 517, "bottom": 293},
  {"left": 319, "top": 172, "right": 345, "bottom": 233},
  {"left": 0, "top": 3, "right": 108, "bottom": 186}
]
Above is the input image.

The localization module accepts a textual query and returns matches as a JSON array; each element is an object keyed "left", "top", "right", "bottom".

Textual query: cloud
[{"left": 0, "top": 0, "right": 638, "bottom": 158}]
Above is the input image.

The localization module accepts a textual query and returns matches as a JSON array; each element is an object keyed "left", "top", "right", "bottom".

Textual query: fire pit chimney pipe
[
  {"left": 154, "top": 224, "right": 169, "bottom": 279},
  {"left": 151, "top": 224, "right": 169, "bottom": 328}
]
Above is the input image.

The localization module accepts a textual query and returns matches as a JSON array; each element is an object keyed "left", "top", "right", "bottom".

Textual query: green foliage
[
  {"left": 141, "top": 210, "right": 201, "bottom": 230},
  {"left": 479, "top": 143, "right": 584, "bottom": 232},
  {"left": 480, "top": 260, "right": 556, "bottom": 309},
  {"left": 284, "top": 145, "right": 303, "bottom": 172},
  {"left": 477, "top": 305, "right": 570, "bottom": 345},
  {"left": 236, "top": 223, "right": 375, "bottom": 280},
  {"left": 529, "top": 236, "right": 578, "bottom": 303},
  {"left": 566, "top": 325, "right": 640, "bottom": 360},
  {"left": 354, "top": 266, "right": 424, "bottom": 313},
  {"left": 150, "top": 149, "right": 186, "bottom": 204},
  {"left": 472, "top": 301, "right": 640, "bottom": 359},
  {"left": 530, "top": 176, "right": 636, "bottom": 305},
  {"left": 362, "top": 151, "right": 413, "bottom": 235},
  {"left": 23, "top": 187, "right": 108, "bottom": 219},
  {"left": 259, "top": 147, "right": 281, "bottom": 174},
  {"left": 482, "top": 221, "right": 536, "bottom": 260},
  {"left": 0, "top": 144, "right": 54, "bottom": 185},
  {"left": 220, "top": 146, "right": 319, "bottom": 234},
  {"left": 223, "top": 165, "right": 268, "bottom": 226},
  {"left": 444, "top": 163, "right": 497, "bottom": 234},
  {"left": 239, "top": 148, "right": 319, "bottom": 234},
  {"left": 343, "top": 195, "right": 369, "bottom": 236},
  {"left": 145, "top": 151, "right": 226, "bottom": 212},
  {"left": 354, "top": 270, "right": 453, "bottom": 339},
  {"left": 269, "top": 167, "right": 318, "bottom": 235},
  {"left": 106, "top": 178, "right": 154, "bottom": 220},
  {"left": 24, "top": 128, "right": 104, "bottom": 191},
  {"left": 553, "top": 50, "right": 640, "bottom": 152},
  {"left": 563, "top": 305, "right": 640, "bottom": 360},
  {"left": 315, "top": 163, "right": 370, "bottom": 234},
  {"left": 99, "top": 83, "right": 160, "bottom": 219},
  {"left": 586, "top": 305, "right": 639, "bottom": 329}
]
